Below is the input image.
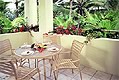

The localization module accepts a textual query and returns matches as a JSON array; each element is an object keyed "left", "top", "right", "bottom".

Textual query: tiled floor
[{"left": 0, "top": 59, "right": 119, "bottom": 80}]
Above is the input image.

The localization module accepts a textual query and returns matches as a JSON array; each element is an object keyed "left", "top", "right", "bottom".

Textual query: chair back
[
  {"left": 43, "top": 35, "right": 61, "bottom": 45},
  {"left": 0, "top": 39, "right": 13, "bottom": 55},
  {"left": 70, "top": 40, "right": 84, "bottom": 61},
  {"left": 0, "top": 59, "right": 17, "bottom": 77}
]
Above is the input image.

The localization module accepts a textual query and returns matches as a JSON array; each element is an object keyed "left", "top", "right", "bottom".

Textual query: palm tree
[
  {"left": 105, "top": 0, "right": 119, "bottom": 10},
  {"left": 0, "top": 0, "right": 10, "bottom": 13},
  {"left": 14, "top": 0, "right": 24, "bottom": 17},
  {"left": 71, "top": 0, "right": 105, "bottom": 16}
]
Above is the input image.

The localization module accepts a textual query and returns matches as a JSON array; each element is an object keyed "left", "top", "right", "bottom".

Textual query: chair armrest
[
  {"left": 72, "top": 59, "right": 80, "bottom": 63},
  {"left": 12, "top": 49, "right": 15, "bottom": 50},
  {"left": 12, "top": 49, "right": 16, "bottom": 54}
]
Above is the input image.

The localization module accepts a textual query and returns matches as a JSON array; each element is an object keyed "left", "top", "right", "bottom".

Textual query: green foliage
[
  {"left": 80, "top": 10, "right": 119, "bottom": 30},
  {"left": 105, "top": 0, "right": 119, "bottom": 10},
  {"left": 53, "top": 14, "right": 78, "bottom": 29},
  {"left": 68, "top": 0, "right": 105, "bottom": 16},
  {"left": 12, "top": 17, "right": 26, "bottom": 28},
  {"left": 0, "top": 0, "right": 10, "bottom": 13},
  {"left": 53, "top": 4, "right": 70, "bottom": 18},
  {"left": 0, "top": 12, "right": 12, "bottom": 33}
]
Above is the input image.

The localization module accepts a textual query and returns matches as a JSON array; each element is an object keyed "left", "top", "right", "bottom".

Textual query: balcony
[
  {"left": 1, "top": 0, "right": 119, "bottom": 80},
  {"left": 0, "top": 32, "right": 119, "bottom": 80}
]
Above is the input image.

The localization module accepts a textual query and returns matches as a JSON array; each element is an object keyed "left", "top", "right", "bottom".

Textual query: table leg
[
  {"left": 35, "top": 59, "right": 37, "bottom": 68},
  {"left": 43, "top": 59, "right": 46, "bottom": 80}
]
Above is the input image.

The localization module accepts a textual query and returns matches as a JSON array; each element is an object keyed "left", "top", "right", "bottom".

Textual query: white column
[
  {"left": 29, "top": 0, "right": 37, "bottom": 26},
  {"left": 24, "top": 0, "right": 37, "bottom": 26},
  {"left": 24, "top": 0, "right": 29, "bottom": 24},
  {"left": 39, "top": 0, "right": 53, "bottom": 34}
]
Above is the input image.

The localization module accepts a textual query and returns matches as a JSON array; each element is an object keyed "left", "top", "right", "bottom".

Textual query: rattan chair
[
  {"left": 0, "top": 39, "right": 30, "bottom": 67},
  {"left": 0, "top": 58, "right": 41, "bottom": 80},
  {"left": 52, "top": 40, "right": 84, "bottom": 80}
]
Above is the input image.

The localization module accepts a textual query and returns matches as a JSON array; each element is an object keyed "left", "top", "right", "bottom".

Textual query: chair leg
[
  {"left": 53, "top": 70, "right": 58, "bottom": 80},
  {"left": 19, "top": 58, "right": 22, "bottom": 66},
  {"left": 35, "top": 59, "right": 37, "bottom": 68},
  {"left": 50, "top": 63, "right": 53, "bottom": 76},
  {"left": 72, "top": 69, "right": 74, "bottom": 73},
  {"left": 79, "top": 71, "right": 82, "bottom": 80},
  {"left": 28, "top": 59, "right": 30, "bottom": 68},
  {"left": 37, "top": 68, "right": 41, "bottom": 80}
]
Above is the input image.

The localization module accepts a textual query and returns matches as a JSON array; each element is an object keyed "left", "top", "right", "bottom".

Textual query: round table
[{"left": 15, "top": 44, "right": 62, "bottom": 80}]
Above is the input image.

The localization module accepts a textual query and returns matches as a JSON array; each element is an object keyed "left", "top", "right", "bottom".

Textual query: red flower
[
  {"left": 78, "top": 28, "right": 82, "bottom": 35},
  {"left": 15, "top": 29, "right": 18, "bottom": 32},
  {"left": 71, "top": 25, "right": 76, "bottom": 30},
  {"left": 65, "top": 29, "right": 70, "bottom": 34},
  {"left": 37, "top": 48, "right": 44, "bottom": 53},
  {"left": 20, "top": 25, "right": 24, "bottom": 32}
]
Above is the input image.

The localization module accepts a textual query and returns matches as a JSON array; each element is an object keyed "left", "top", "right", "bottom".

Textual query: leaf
[
  {"left": 99, "top": 20, "right": 111, "bottom": 30},
  {"left": 12, "top": 17, "right": 26, "bottom": 28}
]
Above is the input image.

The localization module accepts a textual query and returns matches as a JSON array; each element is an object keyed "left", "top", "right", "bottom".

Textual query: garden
[
  {"left": 0, "top": 0, "right": 119, "bottom": 39},
  {"left": 0, "top": 0, "right": 36, "bottom": 34},
  {"left": 52, "top": 0, "right": 119, "bottom": 39}
]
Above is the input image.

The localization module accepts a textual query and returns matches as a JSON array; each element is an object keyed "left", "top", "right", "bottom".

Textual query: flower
[
  {"left": 52, "top": 25, "right": 82, "bottom": 35},
  {"left": 31, "top": 43, "right": 47, "bottom": 53}
]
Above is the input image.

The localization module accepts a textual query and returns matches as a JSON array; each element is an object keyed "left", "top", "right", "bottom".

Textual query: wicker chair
[
  {"left": 43, "top": 35, "right": 61, "bottom": 45},
  {"left": 0, "top": 39, "right": 30, "bottom": 67},
  {"left": 52, "top": 40, "right": 84, "bottom": 80},
  {"left": 0, "top": 58, "right": 41, "bottom": 80}
]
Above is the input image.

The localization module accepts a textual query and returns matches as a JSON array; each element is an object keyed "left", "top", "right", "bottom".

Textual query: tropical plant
[
  {"left": 53, "top": 14, "right": 78, "bottom": 29},
  {"left": 57, "top": 0, "right": 105, "bottom": 16},
  {"left": 80, "top": 10, "right": 119, "bottom": 30},
  {"left": 18, "top": 2, "right": 24, "bottom": 16},
  {"left": 12, "top": 0, "right": 24, "bottom": 17},
  {"left": 0, "top": 0, "right": 10, "bottom": 13},
  {"left": 0, "top": 12, "right": 12, "bottom": 34},
  {"left": 53, "top": 4, "right": 70, "bottom": 18},
  {"left": 5, "top": 8, "right": 16, "bottom": 21},
  {"left": 12, "top": 17, "right": 26, "bottom": 28},
  {"left": 105, "top": 0, "right": 119, "bottom": 10}
]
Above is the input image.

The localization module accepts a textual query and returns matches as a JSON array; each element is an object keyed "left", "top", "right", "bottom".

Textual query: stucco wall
[{"left": 0, "top": 32, "right": 32, "bottom": 49}]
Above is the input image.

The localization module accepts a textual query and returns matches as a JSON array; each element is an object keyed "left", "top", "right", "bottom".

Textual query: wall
[
  {"left": 0, "top": 32, "right": 44, "bottom": 49},
  {"left": 0, "top": 32, "right": 32, "bottom": 49}
]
